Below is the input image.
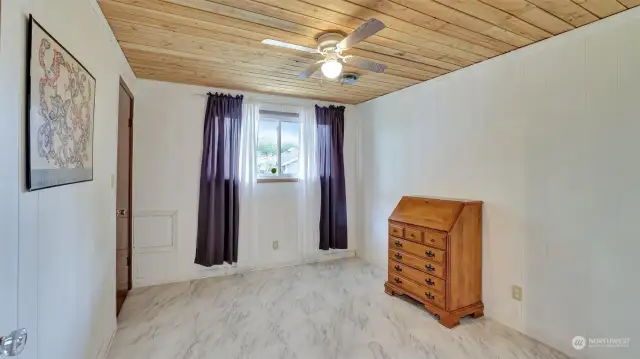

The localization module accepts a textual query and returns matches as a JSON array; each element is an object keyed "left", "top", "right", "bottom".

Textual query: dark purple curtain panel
[
  {"left": 195, "top": 93, "right": 243, "bottom": 267},
  {"left": 316, "top": 105, "right": 348, "bottom": 250}
]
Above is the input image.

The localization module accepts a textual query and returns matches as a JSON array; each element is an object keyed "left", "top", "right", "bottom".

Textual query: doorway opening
[{"left": 116, "top": 79, "right": 134, "bottom": 315}]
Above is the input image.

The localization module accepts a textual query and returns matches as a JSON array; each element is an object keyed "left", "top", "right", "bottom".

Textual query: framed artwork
[{"left": 26, "top": 15, "right": 96, "bottom": 191}]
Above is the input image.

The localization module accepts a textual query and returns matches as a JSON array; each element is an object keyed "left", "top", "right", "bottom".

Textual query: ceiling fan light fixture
[
  {"left": 321, "top": 60, "right": 343, "bottom": 79},
  {"left": 261, "top": 19, "right": 387, "bottom": 80}
]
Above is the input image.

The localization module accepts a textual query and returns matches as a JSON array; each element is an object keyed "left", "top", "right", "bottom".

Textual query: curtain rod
[
  {"left": 260, "top": 109, "right": 299, "bottom": 118},
  {"left": 195, "top": 93, "right": 346, "bottom": 107},
  {"left": 247, "top": 95, "right": 348, "bottom": 107}
]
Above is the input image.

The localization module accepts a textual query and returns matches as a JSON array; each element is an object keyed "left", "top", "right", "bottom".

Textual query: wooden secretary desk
[{"left": 384, "top": 196, "right": 484, "bottom": 328}]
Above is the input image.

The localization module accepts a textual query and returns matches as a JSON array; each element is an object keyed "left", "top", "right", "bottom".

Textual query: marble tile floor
[{"left": 107, "top": 258, "right": 569, "bottom": 359}]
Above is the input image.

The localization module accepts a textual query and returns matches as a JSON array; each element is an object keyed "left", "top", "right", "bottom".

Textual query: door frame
[
  {"left": 118, "top": 78, "right": 134, "bottom": 298},
  {"left": 0, "top": 0, "right": 21, "bottom": 343}
]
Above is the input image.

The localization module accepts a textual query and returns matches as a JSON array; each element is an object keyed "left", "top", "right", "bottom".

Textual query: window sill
[{"left": 257, "top": 177, "right": 299, "bottom": 183}]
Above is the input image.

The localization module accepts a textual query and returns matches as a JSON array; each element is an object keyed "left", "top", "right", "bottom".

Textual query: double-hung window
[{"left": 257, "top": 110, "right": 300, "bottom": 182}]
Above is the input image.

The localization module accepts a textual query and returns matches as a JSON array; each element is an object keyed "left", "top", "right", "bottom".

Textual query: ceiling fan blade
[
  {"left": 342, "top": 56, "right": 387, "bottom": 73},
  {"left": 338, "top": 19, "right": 386, "bottom": 50},
  {"left": 262, "top": 39, "right": 318, "bottom": 53},
  {"left": 298, "top": 61, "right": 324, "bottom": 79}
]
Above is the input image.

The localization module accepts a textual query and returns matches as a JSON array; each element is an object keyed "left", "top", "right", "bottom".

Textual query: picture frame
[{"left": 26, "top": 15, "right": 96, "bottom": 191}]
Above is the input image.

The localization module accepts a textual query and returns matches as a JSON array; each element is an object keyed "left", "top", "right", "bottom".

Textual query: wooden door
[{"left": 116, "top": 81, "right": 133, "bottom": 315}]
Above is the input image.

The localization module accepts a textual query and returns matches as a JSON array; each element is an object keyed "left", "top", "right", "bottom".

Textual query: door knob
[{"left": 1, "top": 328, "right": 28, "bottom": 356}]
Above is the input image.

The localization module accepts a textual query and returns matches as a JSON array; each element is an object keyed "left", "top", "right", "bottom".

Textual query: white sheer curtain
[
  {"left": 237, "top": 102, "right": 260, "bottom": 269},
  {"left": 297, "top": 106, "right": 321, "bottom": 260}
]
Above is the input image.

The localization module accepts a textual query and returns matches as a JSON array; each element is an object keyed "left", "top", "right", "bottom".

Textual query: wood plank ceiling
[{"left": 99, "top": 0, "right": 638, "bottom": 104}]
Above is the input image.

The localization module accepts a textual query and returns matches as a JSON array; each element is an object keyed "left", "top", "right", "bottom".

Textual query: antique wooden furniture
[{"left": 384, "top": 196, "right": 484, "bottom": 328}]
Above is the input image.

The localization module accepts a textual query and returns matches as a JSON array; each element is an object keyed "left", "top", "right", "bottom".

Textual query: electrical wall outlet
[
  {"left": 512, "top": 285, "right": 522, "bottom": 301},
  {"left": 272, "top": 241, "right": 279, "bottom": 250}
]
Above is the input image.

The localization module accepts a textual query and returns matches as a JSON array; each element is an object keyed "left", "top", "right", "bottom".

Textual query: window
[{"left": 257, "top": 111, "right": 300, "bottom": 181}]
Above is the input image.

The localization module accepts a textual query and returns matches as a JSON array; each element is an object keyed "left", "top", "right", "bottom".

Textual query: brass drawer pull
[
  {"left": 425, "top": 278, "right": 435, "bottom": 286},
  {"left": 394, "top": 240, "right": 403, "bottom": 247},
  {"left": 394, "top": 277, "right": 402, "bottom": 284},
  {"left": 425, "top": 250, "right": 435, "bottom": 257},
  {"left": 395, "top": 253, "right": 403, "bottom": 260},
  {"left": 425, "top": 292, "right": 435, "bottom": 300},
  {"left": 425, "top": 264, "right": 435, "bottom": 272},
  {"left": 394, "top": 265, "right": 402, "bottom": 271}
]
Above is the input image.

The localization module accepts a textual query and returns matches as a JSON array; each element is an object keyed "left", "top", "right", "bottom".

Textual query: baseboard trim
[
  {"left": 134, "top": 250, "right": 356, "bottom": 288},
  {"left": 95, "top": 324, "right": 117, "bottom": 359}
]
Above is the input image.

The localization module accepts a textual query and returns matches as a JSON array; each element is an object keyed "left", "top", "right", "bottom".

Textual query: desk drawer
[
  {"left": 388, "top": 223, "right": 404, "bottom": 238},
  {"left": 389, "top": 260, "right": 445, "bottom": 294},
  {"left": 389, "top": 249, "right": 445, "bottom": 279},
  {"left": 388, "top": 274, "right": 445, "bottom": 308},
  {"left": 389, "top": 237, "right": 445, "bottom": 265},
  {"left": 425, "top": 230, "right": 447, "bottom": 250},
  {"left": 404, "top": 227, "right": 423, "bottom": 243}
]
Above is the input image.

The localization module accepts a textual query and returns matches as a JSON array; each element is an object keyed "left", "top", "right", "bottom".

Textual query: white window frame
[{"left": 257, "top": 110, "right": 300, "bottom": 183}]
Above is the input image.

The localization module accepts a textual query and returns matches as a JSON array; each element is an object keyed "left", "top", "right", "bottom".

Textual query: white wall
[
  {"left": 0, "top": 0, "right": 135, "bottom": 358},
  {"left": 0, "top": 0, "right": 21, "bottom": 349},
  {"left": 355, "top": 8, "right": 640, "bottom": 359},
  {"left": 132, "top": 79, "right": 358, "bottom": 287}
]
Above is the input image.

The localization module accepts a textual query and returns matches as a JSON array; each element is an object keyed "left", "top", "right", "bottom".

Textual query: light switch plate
[{"left": 512, "top": 285, "right": 522, "bottom": 301}]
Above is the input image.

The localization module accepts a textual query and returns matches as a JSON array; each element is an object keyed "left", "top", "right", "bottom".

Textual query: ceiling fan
[{"left": 262, "top": 19, "right": 388, "bottom": 80}]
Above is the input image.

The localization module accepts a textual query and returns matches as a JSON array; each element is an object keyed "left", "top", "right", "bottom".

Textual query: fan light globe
[{"left": 321, "top": 60, "right": 343, "bottom": 79}]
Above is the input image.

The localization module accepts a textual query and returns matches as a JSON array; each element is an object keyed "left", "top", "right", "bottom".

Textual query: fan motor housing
[
  {"left": 316, "top": 32, "right": 346, "bottom": 52},
  {"left": 341, "top": 73, "right": 360, "bottom": 85}
]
